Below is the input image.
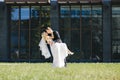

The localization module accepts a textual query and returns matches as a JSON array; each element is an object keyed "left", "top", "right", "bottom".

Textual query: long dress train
[
  {"left": 50, "top": 42, "right": 68, "bottom": 68},
  {"left": 39, "top": 38, "right": 68, "bottom": 68}
]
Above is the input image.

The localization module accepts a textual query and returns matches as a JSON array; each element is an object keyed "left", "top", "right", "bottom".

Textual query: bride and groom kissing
[{"left": 39, "top": 25, "right": 74, "bottom": 68}]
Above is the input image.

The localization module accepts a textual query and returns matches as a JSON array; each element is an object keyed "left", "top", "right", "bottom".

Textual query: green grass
[{"left": 0, "top": 63, "right": 120, "bottom": 80}]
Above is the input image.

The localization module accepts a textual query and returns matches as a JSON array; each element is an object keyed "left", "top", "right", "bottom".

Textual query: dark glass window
[
  {"left": 31, "top": 6, "right": 41, "bottom": 59},
  {"left": 60, "top": 5, "right": 103, "bottom": 62},
  {"left": 60, "top": 6, "right": 71, "bottom": 46},
  {"left": 82, "top": 5, "right": 91, "bottom": 29},
  {"left": 91, "top": 5, "right": 103, "bottom": 61},
  {"left": 10, "top": 6, "right": 19, "bottom": 59},
  {"left": 10, "top": 5, "right": 50, "bottom": 61},
  {"left": 20, "top": 6, "right": 30, "bottom": 59},
  {"left": 112, "top": 5, "right": 120, "bottom": 60}
]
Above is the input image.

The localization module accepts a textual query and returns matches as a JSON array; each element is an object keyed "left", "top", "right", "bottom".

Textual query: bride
[{"left": 39, "top": 26, "right": 73, "bottom": 68}]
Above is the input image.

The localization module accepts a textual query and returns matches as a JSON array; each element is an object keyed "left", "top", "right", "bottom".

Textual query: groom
[{"left": 41, "top": 25, "right": 67, "bottom": 67}]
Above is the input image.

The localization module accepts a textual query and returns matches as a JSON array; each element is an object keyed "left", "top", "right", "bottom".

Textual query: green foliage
[{"left": 0, "top": 63, "right": 120, "bottom": 80}]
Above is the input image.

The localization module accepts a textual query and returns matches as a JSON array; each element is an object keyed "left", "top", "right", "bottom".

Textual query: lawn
[{"left": 0, "top": 63, "right": 120, "bottom": 80}]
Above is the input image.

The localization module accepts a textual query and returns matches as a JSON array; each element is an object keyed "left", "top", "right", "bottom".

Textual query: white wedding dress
[{"left": 39, "top": 38, "right": 68, "bottom": 68}]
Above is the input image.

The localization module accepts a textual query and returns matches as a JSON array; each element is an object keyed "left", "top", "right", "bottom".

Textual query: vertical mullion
[
  {"left": 78, "top": 5, "right": 81, "bottom": 56},
  {"left": 90, "top": 4, "right": 93, "bottom": 59},
  {"left": 39, "top": 6, "right": 42, "bottom": 28},
  {"left": 39, "top": 6, "right": 42, "bottom": 59},
  {"left": 70, "top": 4, "right": 72, "bottom": 49},
  {"left": 18, "top": 6, "right": 21, "bottom": 60},
  {"left": 9, "top": 5, "right": 11, "bottom": 60},
  {"left": 29, "top": 5, "right": 31, "bottom": 61},
  {"left": 80, "top": 5, "right": 82, "bottom": 58}
]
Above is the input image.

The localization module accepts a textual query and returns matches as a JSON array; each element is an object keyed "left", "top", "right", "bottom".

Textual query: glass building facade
[
  {"left": 0, "top": 0, "right": 120, "bottom": 62},
  {"left": 9, "top": 5, "right": 50, "bottom": 61},
  {"left": 59, "top": 5, "right": 102, "bottom": 61}
]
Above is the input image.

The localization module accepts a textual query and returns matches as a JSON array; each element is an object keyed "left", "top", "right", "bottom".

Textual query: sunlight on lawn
[{"left": 0, "top": 63, "right": 120, "bottom": 80}]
